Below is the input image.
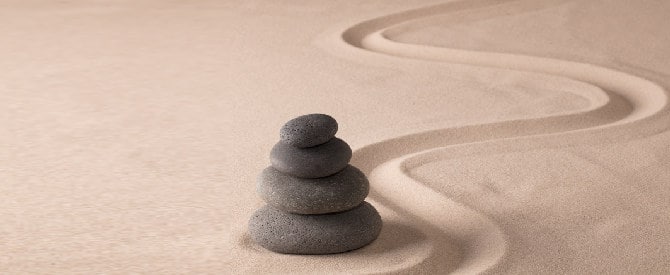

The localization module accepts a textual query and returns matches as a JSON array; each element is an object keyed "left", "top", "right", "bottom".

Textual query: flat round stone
[
  {"left": 280, "top": 114, "right": 338, "bottom": 148},
  {"left": 257, "top": 165, "right": 369, "bottom": 214},
  {"left": 270, "top": 137, "right": 351, "bottom": 178},
  {"left": 248, "top": 202, "right": 382, "bottom": 254}
]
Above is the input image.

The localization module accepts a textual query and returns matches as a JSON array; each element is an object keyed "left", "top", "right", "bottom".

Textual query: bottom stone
[{"left": 248, "top": 202, "right": 382, "bottom": 254}]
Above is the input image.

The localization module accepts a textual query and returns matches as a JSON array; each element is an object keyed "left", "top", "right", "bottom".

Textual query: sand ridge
[{"left": 325, "top": 0, "right": 670, "bottom": 273}]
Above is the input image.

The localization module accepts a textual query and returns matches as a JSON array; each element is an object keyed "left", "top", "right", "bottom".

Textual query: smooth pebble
[
  {"left": 270, "top": 137, "right": 351, "bottom": 178},
  {"left": 257, "top": 165, "right": 369, "bottom": 214},
  {"left": 248, "top": 202, "right": 382, "bottom": 254},
  {"left": 280, "top": 114, "right": 338, "bottom": 148}
]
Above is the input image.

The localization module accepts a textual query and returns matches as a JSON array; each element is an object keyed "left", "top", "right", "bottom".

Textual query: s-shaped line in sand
[{"left": 326, "top": 0, "right": 670, "bottom": 273}]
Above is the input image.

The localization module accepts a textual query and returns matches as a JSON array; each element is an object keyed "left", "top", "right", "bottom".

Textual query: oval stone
[
  {"left": 270, "top": 137, "right": 352, "bottom": 178},
  {"left": 248, "top": 202, "right": 382, "bottom": 254},
  {"left": 257, "top": 165, "right": 369, "bottom": 214},
  {"left": 280, "top": 114, "right": 338, "bottom": 148}
]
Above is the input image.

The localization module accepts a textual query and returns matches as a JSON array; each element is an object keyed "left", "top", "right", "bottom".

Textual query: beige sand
[{"left": 1, "top": 0, "right": 669, "bottom": 274}]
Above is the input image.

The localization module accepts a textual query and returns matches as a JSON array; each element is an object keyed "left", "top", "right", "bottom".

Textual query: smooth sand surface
[{"left": 1, "top": 0, "right": 669, "bottom": 274}]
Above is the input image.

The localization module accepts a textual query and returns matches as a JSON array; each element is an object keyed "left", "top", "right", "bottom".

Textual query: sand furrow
[{"left": 332, "top": 0, "right": 670, "bottom": 273}]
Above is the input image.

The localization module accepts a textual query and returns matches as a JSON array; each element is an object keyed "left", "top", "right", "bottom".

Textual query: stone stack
[{"left": 249, "top": 114, "right": 382, "bottom": 254}]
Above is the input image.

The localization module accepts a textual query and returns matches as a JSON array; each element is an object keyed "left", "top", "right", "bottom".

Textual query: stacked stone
[{"left": 249, "top": 114, "right": 382, "bottom": 254}]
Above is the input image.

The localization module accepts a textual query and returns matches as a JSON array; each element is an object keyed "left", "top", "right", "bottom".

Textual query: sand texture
[{"left": 1, "top": 0, "right": 669, "bottom": 274}]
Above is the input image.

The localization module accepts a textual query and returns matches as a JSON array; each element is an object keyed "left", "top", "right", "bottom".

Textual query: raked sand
[{"left": 1, "top": 0, "right": 669, "bottom": 274}]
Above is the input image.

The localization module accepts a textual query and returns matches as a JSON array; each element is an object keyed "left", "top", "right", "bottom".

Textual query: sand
[{"left": 1, "top": 0, "right": 669, "bottom": 274}]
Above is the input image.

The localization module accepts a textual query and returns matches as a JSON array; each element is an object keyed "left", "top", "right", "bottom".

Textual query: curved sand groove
[{"left": 331, "top": 0, "right": 670, "bottom": 274}]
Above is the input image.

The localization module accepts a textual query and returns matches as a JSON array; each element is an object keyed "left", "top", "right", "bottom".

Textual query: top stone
[{"left": 280, "top": 114, "right": 338, "bottom": 148}]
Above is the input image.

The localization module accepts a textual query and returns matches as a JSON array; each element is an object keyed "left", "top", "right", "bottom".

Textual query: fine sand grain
[{"left": 1, "top": 0, "right": 669, "bottom": 274}]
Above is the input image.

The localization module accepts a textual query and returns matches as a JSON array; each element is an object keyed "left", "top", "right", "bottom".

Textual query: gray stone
[
  {"left": 248, "top": 202, "right": 382, "bottom": 254},
  {"left": 280, "top": 114, "right": 338, "bottom": 148},
  {"left": 270, "top": 137, "right": 351, "bottom": 178},
  {"left": 257, "top": 165, "right": 369, "bottom": 214}
]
